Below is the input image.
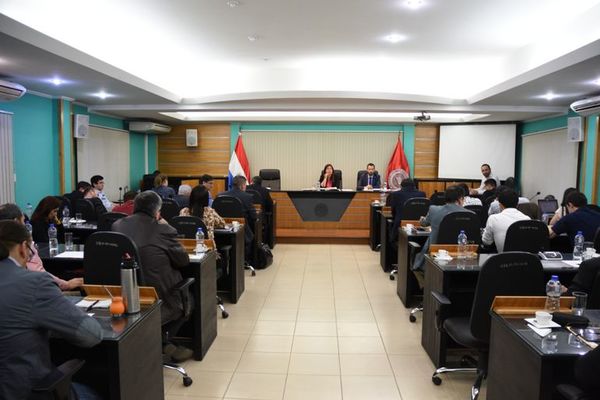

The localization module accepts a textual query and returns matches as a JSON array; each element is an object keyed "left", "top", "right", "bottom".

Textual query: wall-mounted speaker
[
  {"left": 567, "top": 116, "right": 584, "bottom": 142},
  {"left": 74, "top": 114, "right": 89, "bottom": 139},
  {"left": 186, "top": 129, "right": 198, "bottom": 147}
]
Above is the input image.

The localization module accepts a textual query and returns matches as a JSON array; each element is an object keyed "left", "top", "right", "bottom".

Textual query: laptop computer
[{"left": 538, "top": 199, "right": 559, "bottom": 215}]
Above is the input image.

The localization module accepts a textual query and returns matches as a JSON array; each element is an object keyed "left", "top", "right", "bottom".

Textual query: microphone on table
[
  {"left": 528, "top": 191, "right": 541, "bottom": 201},
  {"left": 118, "top": 187, "right": 123, "bottom": 203}
]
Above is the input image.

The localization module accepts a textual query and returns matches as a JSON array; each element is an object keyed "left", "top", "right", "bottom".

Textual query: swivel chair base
[
  {"left": 409, "top": 305, "right": 423, "bottom": 322},
  {"left": 431, "top": 366, "right": 485, "bottom": 400},
  {"left": 245, "top": 263, "right": 256, "bottom": 276},
  {"left": 389, "top": 269, "right": 397, "bottom": 280},
  {"left": 164, "top": 362, "right": 193, "bottom": 387},
  {"left": 217, "top": 295, "right": 229, "bottom": 318}
]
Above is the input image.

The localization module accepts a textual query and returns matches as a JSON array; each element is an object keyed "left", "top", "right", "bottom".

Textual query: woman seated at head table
[
  {"left": 179, "top": 185, "right": 225, "bottom": 240},
  {"left": 319, "top": 163, "right": 340, "bottom": 188}
]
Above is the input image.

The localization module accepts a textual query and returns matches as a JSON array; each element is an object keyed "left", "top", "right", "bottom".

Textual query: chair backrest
[
  {"left": 589, "top": 268, "right": 600, "bottom": 309},
  {"left": 470, "top": 252, "right": 545, "bottom": 342},
  {"left": 430, "top": 191, "right": 446, "bottom": 206},
  {"left": 245, "top": 189, "right": 262, "bottom": 205},
  {"left": 160, "top": 198, "right": 180, "bottom": 222},
  {"left": 594, "top": 227, "right": 600, "bottom": 252},
  {"left": 334, "top": 169, "right": 343, "bottom": 189},
  {"left": 97, "top": 212, "right": 127, "bottom": 231},
  {"left": 141, "top": 174, "right": 155, "bottom": 191},
  {"left": 170, "top": 215, "right": 208, "bottom": 239},
  {"left": 436, "top": 211, "right": 482, "bottom": 244},
  {"left": 403, "top": 197, "right": 431, "bottom": 220},
  {"left": 212, "top": 195, "right": 245, "bottom": 218},
  {"left": 464, "top": 205, "right": 486, "bottom": 228},
  {"left": 75, "top": 199, "right": 97, "bottom": 222},
  {"left": 356, "top": 170, "right": 367, "bottom": 189},
  {"left": 517, "top": 202, "right": 541, "bottom": 220},
  {"left": 83, "top": 231, "right": 143, "bottom": 285},
  {"left": 259, "top": 169, "right": 281, "bottom": 190},
  {"left": 503, "top": 219, "right": 550, "bottom": 253}
]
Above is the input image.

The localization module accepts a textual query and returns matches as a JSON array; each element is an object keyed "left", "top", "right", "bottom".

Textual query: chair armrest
[
  {"left": 431, "top": 291, "right": 451, "bottom": 306},
  {"left": 32, "top": 359, "right": 85, "bottom": 393},
  {"left": 431, "top": 291, "right": 452, "bottom": 332},
  {"left": 172, "top": 277, "right": 195, "bottom": 293},
  {"left": 408, "top": 241, "right": 422, "bottom": 250},
  {"left": 556, "top": 384, "right": 593, "bottom": 400}
]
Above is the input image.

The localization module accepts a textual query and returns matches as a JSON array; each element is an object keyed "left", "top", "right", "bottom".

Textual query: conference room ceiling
[{"left": 1, "top": 0, "right": 600, "bottom": 123}]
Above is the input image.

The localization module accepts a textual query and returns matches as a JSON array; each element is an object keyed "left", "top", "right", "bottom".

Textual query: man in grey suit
[
  {"left": 0, "top": 220, "right": 102, "bottom": 399},
  {"left": 413, "top": 185, "right": 472, "bottom": 271}
]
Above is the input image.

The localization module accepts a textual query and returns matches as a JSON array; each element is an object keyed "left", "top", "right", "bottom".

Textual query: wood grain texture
[{"left": 414, "top": 125, "right": 439, "bottom": 179}]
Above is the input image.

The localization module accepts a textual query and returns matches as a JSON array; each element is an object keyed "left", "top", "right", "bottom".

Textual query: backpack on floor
[{"left": 255, "top": 243, "right": 273, "bottom": 269}]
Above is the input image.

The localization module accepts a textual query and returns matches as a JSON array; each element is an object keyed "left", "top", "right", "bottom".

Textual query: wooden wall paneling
[{"left": 414, "top": 125, "right": 440, "bottom": 179}]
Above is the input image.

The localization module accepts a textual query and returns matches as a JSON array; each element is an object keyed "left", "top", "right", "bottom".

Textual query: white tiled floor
[{"left": 164, "top": 244, "right": 484, "bottom": 400}]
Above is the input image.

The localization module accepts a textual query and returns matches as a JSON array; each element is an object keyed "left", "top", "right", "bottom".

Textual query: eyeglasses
[{"left": 26, "top": 242, "right": 35, "bottom": 262}]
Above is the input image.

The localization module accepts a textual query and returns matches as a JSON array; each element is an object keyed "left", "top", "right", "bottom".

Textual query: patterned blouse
[{"left": 179, "top": 206, "right": 225, "bottom": 240}]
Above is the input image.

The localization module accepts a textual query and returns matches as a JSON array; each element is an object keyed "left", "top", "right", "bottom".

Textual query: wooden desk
[
  {"left": 214, "top": 227, "right": 245, "bottom": 303},
  {"left": 422, "top": 254, "right": 580, "bottom": 367},
  {"left": 51, "top": 301, "right": 164, "bottom": 400},
  {"left": 487, "top": 310, "right": 600, "bottom": 400},
  {"left": 396, "top": 227, "right": 429, "bottom": 307}
]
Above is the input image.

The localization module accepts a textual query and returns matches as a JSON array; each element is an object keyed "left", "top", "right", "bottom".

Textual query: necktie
[{"left": 368, "top": 176, "right": 372, "bottom": 186}]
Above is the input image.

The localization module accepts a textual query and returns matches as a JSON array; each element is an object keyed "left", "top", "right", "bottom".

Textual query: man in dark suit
[
  {"left": 247, "top": 176, "right": 273, "bottom": 213},
  {"left": 219, "top": 175, "right": 257, "bottom": 263},
  {"left": 112, "top": 191, "right": 192, "bottom": 362},
  {"left": 387, "top": 179, "right": 426, "bottom": 241},
  {"left": 64, "top": 180, "right": 91, "bottom": 214},
  {"left": 357, "top": 163, "right": 381, "bottom": 190}
]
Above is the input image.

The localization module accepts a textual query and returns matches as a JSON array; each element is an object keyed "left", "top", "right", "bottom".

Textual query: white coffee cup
[
  {"left": 437, "top": 249, "right": 449, "bottom": 258},
  {"left": 535, "top": 311, "right": 552, "bottom": 325},
  {"left": 232, "top": 221, "right": 241, "bottom": 229},
  {"left": 405, "top": 224, "right": 414, "bottom": 230}
]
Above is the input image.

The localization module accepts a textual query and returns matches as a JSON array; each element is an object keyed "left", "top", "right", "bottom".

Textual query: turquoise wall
[
  {"left": 229, "top": 122, "right": 416, "bottom": 176},
  {"left": 129, "top": 132, "right": 146, "bottom": 190}
]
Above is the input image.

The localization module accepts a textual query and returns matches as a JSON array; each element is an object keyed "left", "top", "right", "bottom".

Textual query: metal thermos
[{"left": 120, "top": 253, "right": 140, "bottom": 314}]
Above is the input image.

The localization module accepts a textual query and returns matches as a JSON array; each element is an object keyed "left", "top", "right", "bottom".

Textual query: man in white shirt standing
[
  {"left": 482, "top": 189, "right": 530, "bottom": 252},
  {"left": 91, "top": 174, "right": 113, "bottom": 211},
  {"left": 470, "top": 164, "right": 501, "bottom": 195}
]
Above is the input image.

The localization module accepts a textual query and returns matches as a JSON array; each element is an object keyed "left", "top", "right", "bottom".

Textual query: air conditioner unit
[
  {"left": 128, "top": 121, "right": 172, "bottom": 134},
  {"left": 0, "top": 79, "right": 26, "bottom": 102},
  {"left": 570, "top": 96, "right": 600, "bottom": 117}
]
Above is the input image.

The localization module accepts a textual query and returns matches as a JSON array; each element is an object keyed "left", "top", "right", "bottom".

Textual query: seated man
[
  {"left": 550, "top": 191, "right": 600, "bottom": 244},
  {"left": 112, "top": 191, "right": 192, "bottom": 362},
  {"left": 174, "top": 184, "right": 192, "bottom": 208},
  {"left": 387, "top": 179, "right": 426, "bottom": 241},
  {"left": 83, "top": 186, "right": 108, "bottom": 217},
  {"left": 565, "top": 257, "right": 600, "bottom": 296},
  {"left": 0, "top": 203, "right": 83, "bottom": 290},
  {"left": 0, "top": 220, "right": 102, "bottom": 399},
  {"left": 482, "top": 189, "right": 530, "bottom": 252},
  {"left": 480, "top": 178, "right": 498, "bottom": 204},
  {"left": 112, "top": 191, "right": 137, "bottom": 215},
  {"left": 357, "top": 163, "right": 381, "bottom": 190},
  {"left": 247, "top": 176, "right": 274, "bottom": 213},
  {"left": 201, "top": 174, "right": 215, "bottom": 207},
  {"left": 219, "top": 175, "right": 258, "bottom": 264},
  {"left": 91, "top": 174, "right": 113, "bottom": 211},
  {"left": 64, "top": 181, "right": 91, "bottom": 213},
  {"left": 458, "top": 183, "right": 482, "bottom": 206},
  {"left": 413, "top": 185, "right": 472, "bottom": 271}
]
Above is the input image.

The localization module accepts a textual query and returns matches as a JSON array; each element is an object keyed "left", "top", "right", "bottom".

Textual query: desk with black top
[
  {"left": 51, "top": 300, "right": 164, "bottom": 400},
  {"left": 422, "top": 254, "right": 580, "bottom": 367},
  {"left": 369, "top": 202, "right": 383, "bottom": 250},
  {"left": 63, "top": 222, "right": 98, "bottom": 245},
  {"left": 379, "top": 209, "right": 395, "bottom": 272},
  {"left": 214, "top": 226, "right": 245, "bottom": 303},
  {"left": 396, "top": 227, "right": 430, "bottom": 307},
  {"left": 487, "top": 310, "right": 600, "bottom": 400}
]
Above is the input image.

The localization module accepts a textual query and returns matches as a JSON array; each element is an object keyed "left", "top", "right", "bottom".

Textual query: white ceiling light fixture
[
  {"left": 50, "top": 77, "right": 63, "bottom": 86},
  {"left": 247, "top": 35, "right": 259, "bottom": 42},
  {"left": 226, "top": 0, "right": 240, "bottom": 7},
  {"left": 539, "top": 91, "right": 558, "bottom": 101},
  {"left": 93, "top": 90, "right": 112, "bottom": 100},
  {"left": 592, "top": 77, "right": 600, "bottom": 86},
  {"left": 382, "top": 33, "right": 407, "bottom": 44},
  {"left": 404, "top": 0, "right": 425, "bottom": 10}
]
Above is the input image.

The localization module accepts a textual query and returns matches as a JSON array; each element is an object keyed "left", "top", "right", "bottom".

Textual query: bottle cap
[
  {"left": 460, "top": 230, "right": 465, "bottom": 233},
  {"left": 49, "top": 223, "right": 55, "bottom": 227},
  {"left": 577, "top": 231, "right": 583, "bottom": 235},
  {"left": 551, "top": 275, "right": 559, "bottom": 281}
]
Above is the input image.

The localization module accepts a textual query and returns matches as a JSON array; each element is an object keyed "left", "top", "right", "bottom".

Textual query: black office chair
[
  {"left": 245, "top": 189, "right": 262, "bottom": 205},
  {"left": 430, "top": 191, "right": 446, "bottom": 206},
  {"left": 356, "top": 170, "right": 367, "bottom": 190},
  {"left": 556, "top": 346, "right": 600, "bottom": 400},
  {"left": 403, "top": 197, "right": 430, "bottom": 220},
  {"left": 97, "top": 212, "right": 127, "bottom": 231},
  {"left": 593, "top": 227, "right": 600, "bottom": 253},
  {"left": 503, "top": 220, "right": 549, "bottom": 253},
  {"left": 431, "top": 252, "right": 545, "bottom": 399},
  {"left": 464, "top": 205, "right": 486, "bottom": 228},
  {"left": 170, "top": 216, "right": 208, "bottom": 239},
  {"left": 259, "top": 169, "right": 281, "bottom": 190},
  {"left": 141, "top": 174, "right": 156, "bottom": 191},
  {"left": 31, "top": 359, "right": 86, "bottom": 400},
  {"left": 333, "top": 169, "right": 343, "bottom": 189},
  {"left": 517, "top": 202, "right": 541, "bottom": 220},
  {"left": 160, "top": 198, "right": 181, "bottom": 222},
  {"left": 75, "top": 199, "right": 97, "bottom": 222},
  {"left": 83, "top": 232, "right": 194, "bottom": 387}
]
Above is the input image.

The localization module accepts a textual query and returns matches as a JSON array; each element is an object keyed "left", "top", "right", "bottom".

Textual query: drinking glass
[
  {"left": 64, "top": 232, "right": 73, "bottom": 251},
  {"left": 75, "top": 213, "right": 83, "bottom": 223},
  {"left": 572, "top": 291, "right": 588, "bottom": 316}
]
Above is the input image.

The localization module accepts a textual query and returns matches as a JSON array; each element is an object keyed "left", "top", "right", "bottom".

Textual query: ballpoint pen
[{"left": 86, "top": 300, "right": 100, "bottom": 312}]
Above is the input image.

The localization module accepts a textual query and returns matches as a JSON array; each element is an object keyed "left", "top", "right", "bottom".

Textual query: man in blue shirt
[{"left": 550, "top": 191, "right": 600, "bottom": 244}]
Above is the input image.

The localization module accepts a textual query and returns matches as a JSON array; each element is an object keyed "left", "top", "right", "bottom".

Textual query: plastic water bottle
[
  {"left": 380, "top": 182, "right": 388, "bottom": 203},
  {"left": 62, "top": 207, "right": 70, "bottom": 227},
  {"left": 48, "top": 224, "right": 58, "bottom": 255},
  {"left": 545, "top": 275, "right": 561, "bottom": 312},
  {"left": 573, "top": 231, "right": 585, "bottom": 261},
  {"left": 25, "top": 203, "right": 33, "bottom": 219},
  {"left": 195, "top": 228, "right": 205, "bottom": 255},
  {"left": 457, "top": 230, "right": 468, "bottom": 259},
  {"left": 24, "top": 220, "right": 33, "bottom": 236}
]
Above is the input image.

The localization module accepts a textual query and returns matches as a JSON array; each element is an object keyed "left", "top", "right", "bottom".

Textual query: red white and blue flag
[{"left": 228, "top": 134, "right": 250, "bottom": 188}]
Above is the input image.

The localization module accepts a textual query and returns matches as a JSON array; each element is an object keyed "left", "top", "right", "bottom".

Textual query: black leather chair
[
  {"left": 437, "top": 211, "right": 482, "bottom": 245},
  {"left": 333, "top": 169, "right": 343, "bottom": 189},
  {"left": 160, "top": 198, "right": 181, "bottom": 222},
  {"left": 430, "top": 191, "right": 446, "bottom": 206},
  {"left": 31, "top": 359, "right": 85, "bottom": 400},
  {"left": 245, "top": 189, "right": 262, "bottom": 205},
  {"left": 259, "top": 169, "right": 281, "bottom": 190},
  {"left": 170, "top": 216, "right": 208, "bottom": 239},
  {"left": 141, "top": 174, "right": 156, "bottom": 191},
  {"left": 431, "top": 252, "right": 545, "bottom": 399},
  {"left": 212, "top": 195, "right": 245, "bottom": 218},
  {"left": 593, "top": 227, "right": 600, "bottom": 253},
  {"left": 356, "top": 170, "right": 367, "bottom": 190},
  {"left": 97, "top": 212, "right": 127, "bottom": 231},
  {"left": 464, "top": 205, "right": 486, "bottom": 228},
  {"left": 517, "top": 202, "right": 541, "bottom": 220},
  {"left": 75, "top": 199, "right": 97, "bottom": 222},
  {"left": 83, "top": 231, "right": 194, "bottom": 386},
  {"left": 503, "top": 220, "right": 549, "bottom": 253},
  {"left": 403, "top": 198, "right": 430, "bottom": 220}
]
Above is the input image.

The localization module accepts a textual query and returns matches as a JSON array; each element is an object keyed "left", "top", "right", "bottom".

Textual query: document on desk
[
  {"left": 189, "top": 253, "right": 206, "bottom": 262},
  {"left": 76, "top": 299, "right": 111, "bottom": 309},
  {"left": 563, "top": 260, "right": 581, "bottom": 268},
  {"left": 54, "top": 251, "right": 84, "bottom": 259}
]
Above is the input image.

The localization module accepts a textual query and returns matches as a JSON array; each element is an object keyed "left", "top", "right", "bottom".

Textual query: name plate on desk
[{"left": 287, "top": 191, "right": 356, "bottom": 221}]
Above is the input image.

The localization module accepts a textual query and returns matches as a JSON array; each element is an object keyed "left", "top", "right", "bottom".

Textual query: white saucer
[
  {"left": 434, "top": 255, "right": 453, "bottom": 261},
  {"left": 524, "top": 317, "right": 561, "bottom": 329},
  {"left": 70, "top": 219, "right": 86, "bottom": 224}
]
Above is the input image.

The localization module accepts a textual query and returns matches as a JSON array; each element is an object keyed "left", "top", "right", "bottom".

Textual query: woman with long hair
[
  {"left": 30, "top": 196, "right": 64, "bottom": 244},
  {"left": 179, "top": 185, "right": 225, "bottom": 239},
  {"left": 153, "top": 173, "right": 177, "bottom": 200},
  {"left": 319, "top": 163, "right": 340, "bottom": 188}
]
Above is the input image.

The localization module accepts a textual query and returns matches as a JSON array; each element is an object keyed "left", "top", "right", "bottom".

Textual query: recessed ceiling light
[
  {"left": 540, "top": 92, "right": 558, "bottom": 101},
  {"left": 383, "top": 33, "right": 407, "bottom": 44},
  {"left": 404, "top": 0, "right": 424, "bottom": 9},
  {"left": 247, "top": 35, "right": 259, "bottom": 42},
  {"left": 51, "top": 77, "right": 63, "bottom": 86},
  {"left": 226, "top": 0, "right": 240, "bottom": 7},
  {"left": 593, "top": 78, "right": 600, "bottom": 86},
  {"left": 93, "top": 90, "right": 112, "bottom": 100}
]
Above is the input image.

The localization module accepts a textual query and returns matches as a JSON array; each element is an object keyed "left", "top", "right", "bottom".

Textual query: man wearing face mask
[{"left": 0, "top": 220, "right": 103, "bottom": 399}]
